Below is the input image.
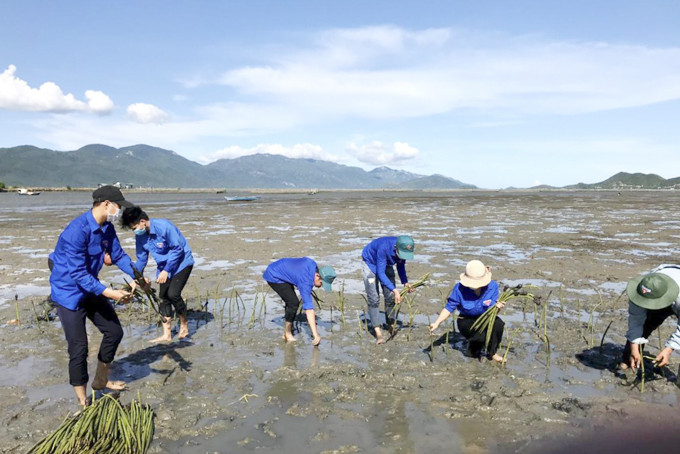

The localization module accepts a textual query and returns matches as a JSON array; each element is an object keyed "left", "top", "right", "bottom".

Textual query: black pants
[
  {"left": 56, "top": 295, "right": 124, "bottom": 386},
  {"left": 267, "top": 282, "right": 301, "bottom": 323},
  {"left": 622, "top": 305, "right": 675, "bottom": 363},
  {"left": 158, "top": 265, "right": 192, "bottom": 318},
  {"left": 457, "top": 315, "right": 505, "bottom": 358}
]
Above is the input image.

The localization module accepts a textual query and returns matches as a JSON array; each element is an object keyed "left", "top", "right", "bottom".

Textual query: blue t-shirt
[
  {"left": 49, "top": 211, "right": 135, "bottom": 310},
  {"left": 134, "top": 218, "right": 193, "bottom": 278},
  {"left": 263, "top": 257, "right": 318, "bottom": 310},
  {"left": 445, "top": 280, "right": 499, "bottom": 317},
  {"left": 361, "top": 236, "right": 408, "bottom": 291}
]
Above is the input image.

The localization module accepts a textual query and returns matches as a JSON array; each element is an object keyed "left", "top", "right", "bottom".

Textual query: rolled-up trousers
[{"left": 56, "top": 295, "right": 123, "bottom": 386}]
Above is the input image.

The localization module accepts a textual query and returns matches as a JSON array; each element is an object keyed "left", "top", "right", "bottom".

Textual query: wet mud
[{"left": 1, "top": 190, "right": 679, "bottom": 453}]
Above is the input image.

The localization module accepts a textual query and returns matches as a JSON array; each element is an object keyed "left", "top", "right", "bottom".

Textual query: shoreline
[{"left": 2, "top": 186, "right": 678, "bottom": 194}]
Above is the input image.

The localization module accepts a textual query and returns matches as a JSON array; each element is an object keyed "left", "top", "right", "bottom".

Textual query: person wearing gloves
[
  {"left": 361, "top": 235, "right": 415, "bottom": 344},
  {"left": 621, "top": 264, "right": 680, "bottom": 370},
  {"left": 121, "top": 207, "right": 194, "bottom": 343},
  {"left": 48, "top": 185, "right": 136, "bottom": 406},
  {"left": 429, "top": 260, "right": 506, "bottom": 362},
  {"left": 263, "top": 257, "right": 336, "bottom": 345}
]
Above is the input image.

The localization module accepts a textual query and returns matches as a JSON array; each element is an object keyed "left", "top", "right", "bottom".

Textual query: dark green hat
[
  {"left": 626, "top": 272, "right": 679, "bottom": 310},
  {"left": 396, "top": 235, "right": 414, "bottom": 260},
  {"left": 318, "top": 266, "right": 336, "bottom": 292}
]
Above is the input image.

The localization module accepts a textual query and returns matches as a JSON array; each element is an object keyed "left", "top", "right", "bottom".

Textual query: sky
[{"left": 1, "top": 1, "right": 680, "bottom": 189}]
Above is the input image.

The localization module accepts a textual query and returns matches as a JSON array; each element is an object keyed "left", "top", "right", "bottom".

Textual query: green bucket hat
[
  {"left": 396, "top": 235, "right": 415, "bottom": 260},
  {"left": 318, "top": 266, "right": 336, "bottom": 292},
  {"left": 626, "top": 272, "right": 679, "bottom": 310}
]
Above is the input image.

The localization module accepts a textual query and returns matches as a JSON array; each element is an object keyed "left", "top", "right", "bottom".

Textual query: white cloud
[
  {"left": 215, "top": 26, "right": 680, "bottom": 119},
  {"left": 199, "top": 143, "right": 341, "bottom": 164},
  {"left": 85, "top": 90, "right": 115, "bottom": 114},
  {"left": 0, "top": 65, "right": 114, "bottom": 114},
  {"left": 346, "top": 141, "right": 419, "bottom": 165},
  {"left": 30, "top": 102, "right": 303, "bottom": 154},
  {"left": 126, "top": 103, "right": 169, "bottom": 124}
]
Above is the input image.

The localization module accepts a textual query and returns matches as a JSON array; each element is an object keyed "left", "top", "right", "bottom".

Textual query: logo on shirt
[
  {"left": 156, "top": 242, "right": 164, "bottom": 248},
  {"left": 483, "top": 299, "right": 492, "bottom": 306}
]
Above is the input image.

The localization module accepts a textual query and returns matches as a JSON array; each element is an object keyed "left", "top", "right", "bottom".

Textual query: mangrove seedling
[{"left": 471, "top": 284, "right": 535, "bottom": 350}]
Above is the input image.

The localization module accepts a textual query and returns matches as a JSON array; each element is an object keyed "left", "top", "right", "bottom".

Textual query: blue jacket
[
  {"left": 134, "top": 219, "right": 194, "bottom": 278},
  {"left": 361, "top": 236, "right": 408, "bottom": 291},
  {"left": 49, "top": 211, "right": 135, "bottom": 310},
  {"left": 263, "top": 257, "right": 318, "bottom": 310},
  {"left": 445, "top": 281, "right": 499, "bottom": 317}
]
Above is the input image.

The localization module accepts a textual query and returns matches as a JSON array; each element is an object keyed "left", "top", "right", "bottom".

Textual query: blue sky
[{"left": 1, "top": 1, "right": 679, "bottom": 188}]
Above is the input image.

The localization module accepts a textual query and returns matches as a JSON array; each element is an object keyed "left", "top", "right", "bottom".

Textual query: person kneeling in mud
[
  {"left": 361, "top": 235, "right": 415, "bottom": 344},
  {"left": 263, "top": 257, "right": 336, "bottom": 345},
  {"left": 429, "top": 260, "right": 506, "bottom": 362},
  {"left": 620, "top": 264, "right": 680, "bottom": 371},
  {"left": 122, "top": 207, "right": 194, "bottom": 343}
]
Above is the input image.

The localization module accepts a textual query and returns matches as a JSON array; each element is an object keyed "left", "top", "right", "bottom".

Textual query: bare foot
[
  {"left": 490, "top": 354, "right": 504, "bottom": 363},
  {"left": 376, "top": 336, "right": 385, "bottom": 345},
  {"left": 105, "top": 380, "right": 126, "bottom": 390},
  {"left": 150, "top": 334, "right": 173, "bottom": 343},
  {"left": 282, "top": 333, "right": 297, "bottom": 342},
  {"left": 92, "top": 379, "right": 126, "bottom": 391},
  {"left": 178, "top": 324, "right": 189, "bottom": 339}
]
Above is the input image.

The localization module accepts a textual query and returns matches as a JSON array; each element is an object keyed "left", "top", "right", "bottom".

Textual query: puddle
[{"left": 0, "top": 284, "right": 51, "bottom": 306}]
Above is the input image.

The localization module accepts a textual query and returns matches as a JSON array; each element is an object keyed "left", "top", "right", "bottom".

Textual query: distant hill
[
  {"left": 368, "top": 166, "right": 423, "bottom": 186},
  {"left": 207, "top": 153, "right": 384, "bottom": 189},
  {"left": 395, "top": 174, "right": 476, "bottom": 189},
  {"left": 529, "top": 184, "right": 559, "bottom": 190},
  {"left": 0, "top": 144, "right": 476, "bottom": 189},
  {"left": 567, "top": 172, "right": 680, "bottom": 189},
  {"left": 0, "top": 144, "right": 209, "bottom": 188}
]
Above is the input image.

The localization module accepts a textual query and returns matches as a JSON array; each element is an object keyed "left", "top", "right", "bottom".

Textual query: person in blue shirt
[
  {"left": 361, "top": 235, "right": 415, "bottom": 344},
  {"left": 121, "top": 206, "right": 194, "bottom": 343},
  {"left": 429, "top": 260, "right": 506, "bottom": 362},
  {"left": 48, "top": 185, "right": 136, "bottom": 406},
  {"left": 263, "top": 258, "right": 336, "bottom": 345}
]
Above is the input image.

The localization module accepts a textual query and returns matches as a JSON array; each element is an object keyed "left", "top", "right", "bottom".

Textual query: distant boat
[
  {"left": 17, "top": 188, "right": 40, "bottom": 196},
  {"left": 225, "top": 195, "right": 261, "bottom": 202},
  {"left": 308, "top": 189, "right": 319, "bottom": 195}
]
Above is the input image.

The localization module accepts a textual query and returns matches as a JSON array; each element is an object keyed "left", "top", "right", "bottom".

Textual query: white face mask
[{"left": 106, "top": 203, "right": 121, "bottom": 224}]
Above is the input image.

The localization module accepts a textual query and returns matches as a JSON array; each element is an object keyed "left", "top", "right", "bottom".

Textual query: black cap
[{"left": 92, "top": 185, "right": 134, "bottom": 208}]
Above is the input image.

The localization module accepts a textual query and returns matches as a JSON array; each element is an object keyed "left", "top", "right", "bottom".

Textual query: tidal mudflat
[{"left": 1, "top": 190, "right": 679, "bottom": 453}]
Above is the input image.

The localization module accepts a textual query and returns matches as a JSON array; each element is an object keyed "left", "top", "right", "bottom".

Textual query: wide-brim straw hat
[
  {"left": 626, "top": 272, "right": 679, "bottom": 310},
  {"left": 460, "top": 260, "right": 492, "bottom": 289}
]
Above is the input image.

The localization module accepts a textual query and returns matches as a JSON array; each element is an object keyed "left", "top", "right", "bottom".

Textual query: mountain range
[{"left": 0, "top": 144, "right": 476, "bottom": 189}]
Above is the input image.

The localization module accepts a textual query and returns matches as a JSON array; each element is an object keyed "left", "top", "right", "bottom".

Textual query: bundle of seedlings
[
  {"left": 120, "top": 268, "right": 163, "bottom": 318},
  {"left": 28, "top": 394, "right": 155, "bottom": 454},
  {"left": 388, "top": 272, "right": 431, "bottom": 321},
  {"left": 399, "top": 272, "right": 431, "bottom": 298},
  {"left": 470, "top": 284, "right": 535, "bottom": 349}
]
